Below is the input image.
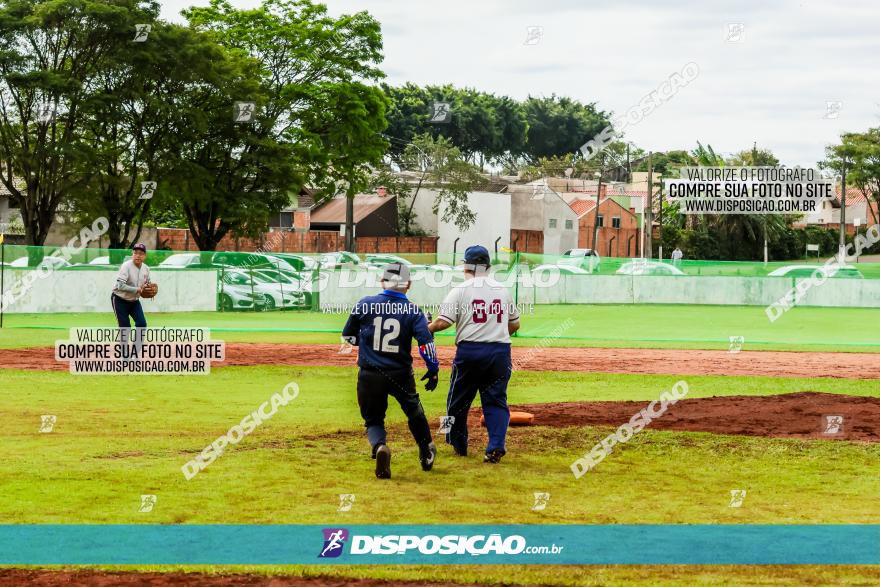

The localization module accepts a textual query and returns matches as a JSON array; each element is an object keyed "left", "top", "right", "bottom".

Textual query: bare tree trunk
[{"left": 404, "top": 180, "right": 424, "bottom": 236}]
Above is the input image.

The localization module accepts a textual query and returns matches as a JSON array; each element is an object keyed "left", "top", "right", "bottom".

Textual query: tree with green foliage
[
  {"left": 671, "top": 143, "right": 791, "bottom": 260},
  {"left": 133, "top": 28, "right": 291, "bottom": 254},
  {"left": 488, "top": 93, "right": 529, "bottom": 168},
  {"left": 69, "top": 22, "right": 237, "bottom": 253},
  {"left": 180, "top": 0, "right": 389, "bottom": 251},
  {"left": 723, "top": 144, "right": 788, "bottom": 260},
  {"left": 0, "top": 0, "right": 159, "bottom": 255},
  {"left": 821, "top": 128, "right": 880, "bottom": 226},
  {"left": 691, "top": 142, "right": 724, "bottom": 167},
  {"left": 728, "top": 146, "right": 780, "bottom": 167},
  {"left": 522, "top": 95, "right": 609, "bottom": 161},
  {"left": 383, "top": 84, "right": 528, "bottom": 170},
  {"left": 383, "top": 87, "right": 614, "bottom": 170},
  {"left": 399, "top": 133, "right": 481, "bottom": 233},
  {"left": 382, "top": 82, "right": 431, "bottom": 162},
  {"left": 634, "top": 149, "right": 693, "bottom": 176},
  {"left": 423, "top": 85, "right": 498, "bottom": 165}
]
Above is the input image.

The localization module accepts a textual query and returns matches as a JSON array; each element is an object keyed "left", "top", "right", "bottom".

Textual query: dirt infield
[
  {"left": 4, "top": 343, "right": 880, "bottom": 379},
  {"left": 483, "top": 392, "right": 880, "bottom": 442},
  {"left": 0, "top": 569, "right": 487, "bottom": 587}
]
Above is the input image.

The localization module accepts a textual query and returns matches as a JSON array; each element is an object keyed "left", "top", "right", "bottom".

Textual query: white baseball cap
[{"left": 381, "top": 262, "right": 411, "bottom": 287}]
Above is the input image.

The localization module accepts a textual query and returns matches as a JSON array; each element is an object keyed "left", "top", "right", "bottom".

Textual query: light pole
[
  {"left": 645, "top": 151, "right": 653, "bottom": 259},
  {"left": 345, "top": 190, "right": 355, "bottom": 252},
  {"left": 334, "top": 178, "right": 354, "bottom": 252},
  {"left": 839, "top": 159, "right": 847, "bottom": 261},
  {"left": 763, "top": 217, "right": 769, "bottom": 266},
  {"left": 657, "top": 172, "right": 665, "bottom": 261},
  {"left": 854, "top": 218, "right": 862, "bottom": 262},
  {"left": 591, "top": 171, "right": 603, "bottom": 253}
]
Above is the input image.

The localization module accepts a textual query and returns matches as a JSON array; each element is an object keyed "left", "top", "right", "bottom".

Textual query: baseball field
[{"left": 1, "top": 302, "right": 879, "bottom": 586}]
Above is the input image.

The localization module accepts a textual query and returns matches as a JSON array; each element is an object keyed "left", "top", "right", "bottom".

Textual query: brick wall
[
  {"left": 355, "top": 236, "right": 438, "bottom": 254},
  {"left": 579, "top": 224, "right": 640, "bottom": 257},
  {"left": 156, "top": 228, "right": 437, "bottom": 254},
  {"left": 576, "top": 199, "right": 642, "bottom": 257},
  {"left": 510, "top": 229, "right": 543, "bottom": 253},
  {"left": 293, "top": 210, "right": 310, "bottom": 230}
]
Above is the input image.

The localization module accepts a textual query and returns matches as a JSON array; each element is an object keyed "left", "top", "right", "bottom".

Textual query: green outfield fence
[
  {"left": 2, "top": 242, "right": 880, "bottom": 314},
  {"left": 2, "top": 243, "right": 879, "bottom": 276},
  {"left": 3, "top": 244, "right": 880, "bottom": 351}
]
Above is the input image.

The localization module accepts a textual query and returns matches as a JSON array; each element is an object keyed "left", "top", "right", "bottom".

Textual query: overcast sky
[{"left": 160, "top": 0, "right": 879, "bottom": 167}]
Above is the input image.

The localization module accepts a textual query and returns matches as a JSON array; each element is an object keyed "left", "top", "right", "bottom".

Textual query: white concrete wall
[
  {"left": 1, "top": 268, "right": 217, "bottom": 313},
  {"left": 407, "top": 187, "right": 440, "bottom": 235},
  {"left": 804, "top": 199, "right": 836, "bottom": 225},
  {"left": 829, "top": 202, "right": 869, "bottom": 225},
  {"left": 11, "top": 266, "right": 876, "bottom": 313},
  {"left": 316, "top": 268, "right": 465, "bottom": 310},
  {"left": 437, "top": 191, "right": 511, "bottom": 254},
  {"left": 315, "top": 268, "right": 880, "bottom": 309},
  {"left": 414, "top": 184, "right": 577, "bottom": 255},
  {"left": 409, "top": 189, "right": 514, "bottom": 254},
  {"left": 509, "top": 185, "right": 544, "bottom": 231},
  {"left": 522, "top": 274, "right": 880, "bottom": 308},
  {"left": 542, "top": 193, "right": 579, "bottom": 254},
  {"left": 509, "top": 184, "right": 578, "bottom": 255}
]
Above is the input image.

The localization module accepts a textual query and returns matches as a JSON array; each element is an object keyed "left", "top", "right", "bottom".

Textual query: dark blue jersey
[{"left": 342, "top": 290, "right": 439, "bottom": 373}]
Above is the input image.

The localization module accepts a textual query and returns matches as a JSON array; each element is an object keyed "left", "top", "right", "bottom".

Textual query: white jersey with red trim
[{"left": 437, "top": 276, "right": 519, "bottom": 344}]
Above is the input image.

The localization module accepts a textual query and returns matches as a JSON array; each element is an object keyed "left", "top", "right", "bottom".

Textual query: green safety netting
[
  {"left": 2, "top": 244, "right": 879, "bottom": 351},
  {"left": 2, "top": 244, "right": 877, "bottom": 278}
]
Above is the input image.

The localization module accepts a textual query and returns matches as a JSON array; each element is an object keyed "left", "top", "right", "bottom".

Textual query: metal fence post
[
  {"left": 218, "top": 265, "right": 226, "bottom": 312},
  {"left": 249, "top": 266, "right": 256, "bottom": 312},
  {"left": 275, "top": 259, "right": 285, "bottom": 311},
  {"left": 0, "top": 237, "right": 5, "bottom": 327}
]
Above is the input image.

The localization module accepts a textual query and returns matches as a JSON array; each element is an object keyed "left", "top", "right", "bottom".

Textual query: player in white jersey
[{"left": 428, "top": 245, "right": 520, "bottom": 463}]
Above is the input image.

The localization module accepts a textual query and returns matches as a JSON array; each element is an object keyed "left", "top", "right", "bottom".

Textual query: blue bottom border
[{"left": 1, "top": 525, "right": 877, "bottom": 565}]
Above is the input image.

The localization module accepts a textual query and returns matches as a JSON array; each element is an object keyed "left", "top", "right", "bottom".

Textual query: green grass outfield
[
  {"left": 2, "top": 303, "right": 879, "bottom": 352},
  {"left": 2, "top": 365, "right": 879, "bottom": 585}
]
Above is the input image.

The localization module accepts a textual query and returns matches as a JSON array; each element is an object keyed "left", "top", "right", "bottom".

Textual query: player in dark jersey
[{"left": 341, "top": 263, "right": 439, "bottom": 479}]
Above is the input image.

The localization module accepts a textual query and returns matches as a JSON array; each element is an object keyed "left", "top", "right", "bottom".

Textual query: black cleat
[
  {"left": 419, "top": 442, "right": 437, "bottom": 471},
  {"left": 375, "top": 444, "right": 392, "bottom": 479},
  {"left": 483, "top": 449, "right": 505, "bottom": 464}
]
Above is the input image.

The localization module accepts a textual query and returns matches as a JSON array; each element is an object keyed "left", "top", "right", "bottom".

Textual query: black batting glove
[{"left": 421, "top": 370, "right": 439, "bottom": 391}]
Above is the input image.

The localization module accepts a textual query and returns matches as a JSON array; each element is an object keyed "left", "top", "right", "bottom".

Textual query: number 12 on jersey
[{"left": 372, "top": 316, "right": 401, "bottom": 352}]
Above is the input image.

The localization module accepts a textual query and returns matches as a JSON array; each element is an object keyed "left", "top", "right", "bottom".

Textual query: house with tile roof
[
  {"left": 309, "top": 192, "right": 398, "bottom": 237},
  {"left": 794, "top": 186, "right": 877, "bottom": 232},
  {"left": 568, "top": 195, "right": 642, "bottom": 257}
]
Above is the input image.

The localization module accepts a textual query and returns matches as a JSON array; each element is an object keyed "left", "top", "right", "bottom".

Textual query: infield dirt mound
[
  {"left": 0, "top": 569, "right": 490, "bottom": 587},
  {"left": 477, "top": 392, "right": 880, "bottom": 442},
  {"left": 5, "top": 343, "right": 880, "bottom": 379}
]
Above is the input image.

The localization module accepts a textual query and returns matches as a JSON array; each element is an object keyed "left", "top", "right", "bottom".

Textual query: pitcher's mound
[{"left": 474, "top": 392, "right": 880, "bottom": 442}]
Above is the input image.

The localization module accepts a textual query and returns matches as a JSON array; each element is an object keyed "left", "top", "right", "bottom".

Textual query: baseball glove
[{"left": 141, "top": 282, "right": 159, "bottom": 299}]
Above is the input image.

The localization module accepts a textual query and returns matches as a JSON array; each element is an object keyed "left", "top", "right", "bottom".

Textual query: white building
[
  {"left": 406, "top": 178, "right": 579, "bottom": 256},
  {"left": 409, "top": 187, "right": 511, "bottom": 255},
  {"left": 798, "top": 187, "right": 876, "bottom": 229},
  {"left": 509, "top": 182, "right": 579, "bottom": 254}
]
